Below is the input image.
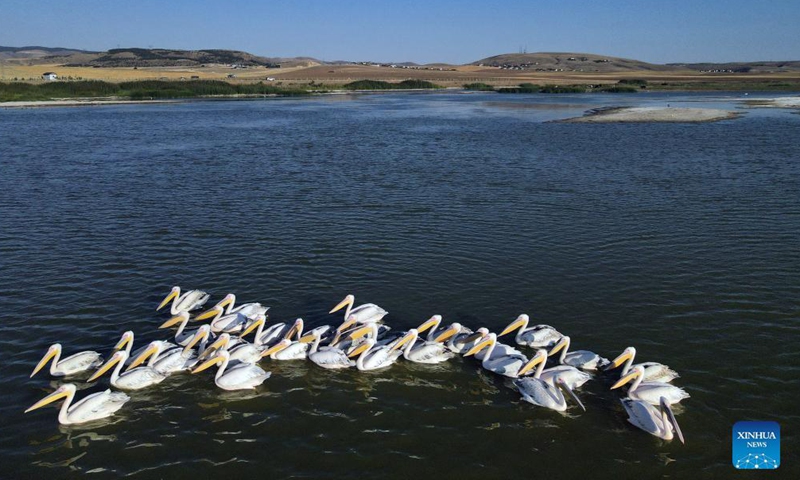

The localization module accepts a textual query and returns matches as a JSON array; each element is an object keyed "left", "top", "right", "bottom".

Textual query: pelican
[
  {"left": 330, "top": 294, "right": 388, "bottom": 332},
  {"left": 548, "top": 336, "right": 610, "bottom": 371},
  {"left": 611, "top": 365, "right": 689, "bottom": 405},
  {"left": 498, "top": 314, "right": 564, "bottom": 348},
  {"left": 517, "top": 349, "right": 591, "bottom": 390},
  {"left": 194, "top": 294, "right": 268, "bottom": 333},
  {"left": 202, "top": 331, "right": 292, "bottom": 365},
  {"left": 307, "top": 331, "right": 361, "bottom": 370},
  {"left": 126, "top": 325, "right": 212, "bottom": 375},
  {"left": 513, "top": 350, "right": 585, "bottom": 412},
  {"left": 114, "top": 331, "right": 175, "bottom": 366},
  {"left": 620, "top": 396, "right": 685, "bottom": 443},
  {"left": 271, "top": 326, "right": 332, "bottom": 360},
  {"left": 191, "top": 349, "right": 275, "bottom": 391},
  {"left": 159, "top": 312, "right": 212, "bottom": 346},
  {"left": 394, "top": 327, "right": 458, "bottom": 364},
  {"left": 446, "top": 326, "right": 488, "bottom": 354},
  {"left": 88, "top": 350, "right": 167, "bottom": 390},
  {"left": 231, "top": 316, "right": 303, "bottom": 352},
  {"left": 31, "top": 343, "right": 103, "bottom": 378},
  {"left": 605, "top": 347, "right": 679, "bottom": 383},
  {"left": 157, "top": 286, "right": 210, "bottom": 315},
  {"left": 348, "top": 338, "right": 403, "bottom": 371},
  {"left": 24, "top": 384, "right": 129, "bottom": 425},
  {"left": 464, "top": 333, "right": 529, "bottom": 378}
]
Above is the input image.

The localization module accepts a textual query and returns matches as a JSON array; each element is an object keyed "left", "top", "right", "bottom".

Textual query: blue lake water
[{"left": 1, "top": 92, "right": 799, "bottom": 478}]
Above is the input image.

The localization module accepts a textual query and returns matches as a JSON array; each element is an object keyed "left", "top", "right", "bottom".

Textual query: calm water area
[{"left": 1, "top": 92, "right": 799, "bottom": 478}]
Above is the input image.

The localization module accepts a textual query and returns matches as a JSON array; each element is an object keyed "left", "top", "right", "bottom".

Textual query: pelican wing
[
  {"left": 68, "top": 390, "right": 130, "bottom": 423},
  {"left": 57, "top": 351, "right": 104, "bottom": 375},
  {"left": 217, "top": 364, "right": 270, "bottom": 390}
]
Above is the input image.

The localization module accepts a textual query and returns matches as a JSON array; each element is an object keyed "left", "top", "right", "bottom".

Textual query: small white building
[{"left": 42, "top": 72, "right": 58, "bottom": 81}]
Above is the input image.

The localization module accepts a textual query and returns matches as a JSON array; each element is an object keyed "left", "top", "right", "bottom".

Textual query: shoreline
[{"left": 557, "top": 106, "right": 743, "bottom": 123}]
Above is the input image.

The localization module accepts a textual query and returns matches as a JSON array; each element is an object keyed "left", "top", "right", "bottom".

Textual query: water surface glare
[{"left": 1, "top": 92, "right": 799, "bottom": 478}]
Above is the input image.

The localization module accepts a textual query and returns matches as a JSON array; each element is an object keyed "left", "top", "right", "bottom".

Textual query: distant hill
[
  {"left": 471, "top": 52, "right": 676, "bottom": 72},
  {"left": 0, "top": 46, "right": 97, "bottom": 61}
]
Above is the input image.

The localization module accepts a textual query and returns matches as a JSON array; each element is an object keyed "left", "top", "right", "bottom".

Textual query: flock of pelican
[{"left": 26, "top": 287, "right": 687, "bottom": 443}]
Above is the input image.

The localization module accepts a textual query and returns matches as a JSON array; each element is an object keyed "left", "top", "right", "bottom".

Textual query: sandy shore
[
  {"left": 559, "top": 107, "right": 742, "bottom": 123},
  {"left": 743, "top": 96, "right": 800, "bottom": 108},
  {"left": 0, "top": 99, "right": 185, "bottom": 108}
]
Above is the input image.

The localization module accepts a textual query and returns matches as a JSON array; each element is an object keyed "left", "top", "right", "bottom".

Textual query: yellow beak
[
  {"left": 127, "top": 344, "right": 160, "bottom": 370},
  {"left": 114, "top": 334, "right": 132, "bottom": 351},
  {"left": 298, "top": 333, "right": 316, "bottom": 344},
  {"left": 191, "top": 355, "right": 224, "bottom": 374},
  {"left": 25, "top": 389, "right": 69, "bottom": 413},
  {"left": 348, "top": 325, "right": 373, "bottom": 340},
  {"left": 348, "top": 342, "right": 371, "bottom": 358},
  {"left": 548, "top": 340, "right": 567, "bottom": 357},
  {"left": 30, "top": 348, "right": 58, "bottom": 378},
  {"left": 517, "top": 354, "right": 545, "bottom": 376},
  {"left": 194, "top": 305, "right": 223, "bottom": 321},
  {"left": 261, "top": 340, "right": 291, "bottom": 357},
  {"left": 499, "top": 317, "right": 525, "bottom": 337},
  {"left": 157, "top": 289, "right": 178, "bottom": 311},
  {"left": 390, "top": 334, "right": 413, "bottom": 351},
  {"left": 336, "top": 318, "right": 357, "bottom": 333},
  {"left": 433, "top": 325, "right": 459, "bottom": 343},
  {"left": 329, "top": 296, "right": 353, "bottom": 314},
  {"left": 611, "top": 370, "right": 639, "bottom": 390},
  {"left": 416, "top": 316, "right": 440, "bottom": 333},
  {"left": 240, "top": 318, "right": 265, "bottom": 338},
  {"left": 607, "top": 350, "right": 633, "bottom": 370},
  {"left": 87, "top": 355, "right": 122, "bottom": 382},
  {"left": 160, "top": 313, "right": 187, "bottom": 329},
  {"left": 464, "top": 337, "right": 492, "bottom": 357}
]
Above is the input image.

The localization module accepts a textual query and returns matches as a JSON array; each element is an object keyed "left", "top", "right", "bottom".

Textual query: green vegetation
[
  {"left": 648, "top": 80, "right": 800, "bottom": 91},
  {"left": 0, "top": 80, "right": 311, "bottom": 102},
  {"left": 539, "top": 85, "right": 588, "bottom": 93},
  {"left": 463, "top": 82, "right": 495, "bottom": 91},
  {"left": 497, "top": 83, "right": 541, "bottom": 93},
  {"left": 595, "top": 85, "right": 639, "bottom": 93},
  {"left": 618, "top": 79, "right": 648, "bottom": 86},
  {"left": 342, "top": 79, "right": 442, "bottom": 90}
]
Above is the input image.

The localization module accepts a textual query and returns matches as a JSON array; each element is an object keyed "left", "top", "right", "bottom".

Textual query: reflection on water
[{"left": 1, "top": 92, "right": 799, "bottom": 478}]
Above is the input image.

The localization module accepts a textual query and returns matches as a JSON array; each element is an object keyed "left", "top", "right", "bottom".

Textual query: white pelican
[
  {"left": 611, "top": 365, "right": 689, "bottom": 405},
  {"left": 464, "top": 333, "right": 529, "bottom": 378},
  {"left": 446, "top": 326, "right": 488, "bottom": 354},
  {"left": 24, "top": 384, "right": 129, "bottom": 425},
  {"left": 517, "top": 349, "right": 591, "bottom": 390},
  {"left": 348, "top": 338, "right": 403, "bottom": 371},
  {"left": 157, "top": 286, "right": 210, "bottom": 315},
  {"left": 191, "top": 350, "right": 273, "bottom": 391},
  {"left": 269, "top": 326, "right": 332, "bottom": 360},
  {"left": 393, "top": 327, "right": 458, "bottom": 364},
  {"left": 114, "top": 330, "right": 175, "bottom": 366},
  {"left": 232, "top": 316, "right": 303, "bottom": 351},
  {"left": 513, "top": 350, "right": 586, "bottom": 412},
  {"left": 498, "top": 314, "right": 564, "bottom": 348},
  {"left": 159, "top": 312, "right": 211, "bottom": 346},
  {"left": 31, "top": 343, "right": 103, "bottom": 378},
  {"left": 307, "top": 333, "right": 360, "bottom": 369},
  {"left": 127, "top": 325, "right": 212, "bottom": 375},
  {"left": 203, "top": 331, "right": 291, "bottom": 365},
  {"left": 548, "top": 336, "right": 610, "bottom": 371},
  {"left": 330, "top": 294, "right": 388, "bottom": 332},
  {"left": 621, "top": 396, "right": 685, "bottom": 443},
  {"left": 87, "top": 350, "right": 167, "bottom": 390},
  {"left": 194, "top": 294, "right": 268, "bottom": 333},
  {"left": 605, "top": 347, "right": 679, "bottom": 383}
]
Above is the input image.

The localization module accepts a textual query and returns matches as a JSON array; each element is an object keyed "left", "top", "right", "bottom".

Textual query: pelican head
[
  {"left": 239, "top": 316, "right": 266, "bottom": 339},
  {"left": 548, "top": 336, "right": 570, "bottom": 356},
  {"left": 432, "top": 323, "right": 461, "bottom": 343},
  {"left": 330, "top": 294, "right": 355, "bottom": 315},
  {"left": 127, "top": 341, "right": 163, "bottom": 370},
  {"left": 157, "top": 286, "right": 180, "bottom": 311},
  {"left": 25, "top": 384, "right": 76, "bottom": 413},
  {"left": 192, "top": 350, "right": 229, "bottom": 374},
  {"left": 160, "top": 311, "right": 190, "bottom": 329},
  {"left": 556, "top": 376, "right": 586, "bottom": 411},
  {"left": 261, "top": 339, "right": 292, "bottom": 357},
  {"left": 88, "top": 351, "right": 126, "bottom": 382},
  {"left": 348, "top": 338, "right": 375, "bottom": 358},
  {"left": 417, "top": 315, "right": 442, "bottom": 333},
  {"left": 611, "top": 365, "right": 645, "bottom": 389},
  {"left": 194, "top": 305, "right": 223, "bottom": 321},
  {"left": 499, "top": 314, "right": 529, "bottom": 337},
  {"left": 464, "top": 333, "right": 496, "bottom": 357},
  {"left": 200, "top": 333, "right": 231, "bottom": 359},
  {"left": 115, "top": 331, "right": 134, "bottom": 351},
  {"left": 348, "top": 324, "right": 377, "bottom": 341},
  {"left": 605, "top": 346, "right": 636, "bottom": 371},
  {"left": 183, "top": 325, "right": 211, "bottom": 353},
  {"left": 391, "top": 329, "right": 418, "bottom": 351},
  {"left": 31, "top": 343, "right": 62, "bottom": 378},
  {"left": 517, "top": 349, "right": 548, "bottom": 376},
  {"left": 284, "top": 318, "right": 304, "bottom": 340}
]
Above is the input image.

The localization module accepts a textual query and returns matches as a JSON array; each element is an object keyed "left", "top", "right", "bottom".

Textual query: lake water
[{"left": 1, "top": 92, "right": 799, "bottom": 478}]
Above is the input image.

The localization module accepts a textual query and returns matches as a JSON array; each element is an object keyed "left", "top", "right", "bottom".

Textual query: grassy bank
[
  {"left": 342, "top": 79, "right": 442, "bottom": 90},
  {"left": 0, "top": 80, "right": 311, "bottom": 102}
]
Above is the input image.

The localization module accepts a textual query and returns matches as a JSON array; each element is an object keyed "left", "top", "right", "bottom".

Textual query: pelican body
[
  {"left": 31, "top": 343, "right": 103, "bottom": 378},
  {"left": 513, "top": 350, "right": 585, "bottom": 412},
  {"left": 498, "top": 314, "right": 564, "bottom": 348},
  {"left": 25, "top": 384, "right": 129, "bottom": 425},
  {"left": 127, "top": 326, "right": 212, "bottom": 375},
  {"left": 611, "top": 365, "right": 689, "bottom": 405},
  {"left": 157, "top": 286, "right": 210, "bottom": 315},
  {"left": 606, "top": 347, "right": 679, "bottom": 383},
  {"left": 192, "top": 350, "right": 271, "bottom": 390},
  {"left": 518, "top": 349, "right": 591, "bottom": 390},
  {"left": 88, "top": 350, "right": 167, "bottom": 390},
  {"left": 348, "top": 338, "right": 403, "bottom": 371},
  {"left": 464, "top": 333, "right": 529, "bottom": 378},
  {"left": 621, "top": 396, "right": 685, "bottom": 443},
  {"left": 447, "top": 327, "right": 488, "bottom": 354},
  {"left": 195, "top": 294, "right": 268, "bottom": 333},
  {"left": 394, "top": 327, "right": 457, "bottom": 364},
  {"left": 549, "top": 336, "right": 609, "bottom": 371},
  {"left": 331, "top": 294, "right": 388, "bottom": 332}
]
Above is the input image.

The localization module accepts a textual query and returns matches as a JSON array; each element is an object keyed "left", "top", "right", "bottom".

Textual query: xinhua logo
[{"left": 733, "top": 421, "right": 780, "bottom": 469}]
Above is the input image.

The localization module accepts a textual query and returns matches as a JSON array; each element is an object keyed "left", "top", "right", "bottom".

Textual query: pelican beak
[
  {"left": 390, "top": 333, "right": 413, "bottom": 351},
  {"left": 25, "top": 388, "right": 69, "bottom": 413},
  {"left": 336, "top": 318, "right": 357, "bottom": 333},
  {"left": 87, "top": 354, "right": 121, "bottom": 382},
  {"left": 462, "top": 332, "right": 484, "bottom": 343},
  {"left": 416, "top": 316, "right": 440, "bottom": 334},
  {"left": 240, "top": 318, "right": 265, "bottom": 339},
  {"left": 329, "top": 295, "right": 353, "bottom": 314},
  {"left": 200, "top": 335, "right": 230, "bottom": 359},
  {"left": 284, "top": 320, "right": 303, "bottom": 340},
  {"left": 348, "top": 325, "right": 373, "bottom": 340},
  {"left": 217, "top": 295, "right": 234, "bottom": 310},
  {"left": 114, "top": 334, "right": 132, "bottom": 351},
  {"left": 157, "top": 289, "right": 178, "bottom": 311},
  {"left": 517, "top": 353, "right": 545, "bottom": 377},
  {"left": 191, "top": 355, "right": 224, "bottom": 374},
  {"left": 160, "top": 313, "right": 187, "bottom": 329},
  {"left": 548, "top": 338, "right": 567, "bottom": 357},
  {"left": 499, "top": 316, "right": 526, "bottom": 337},
  {"left": 611, "top": 369, "right": 639, "bottom": 390},
  {"left": 183, "top": 328, "right": 208, "bottom": 354},
  {"left": 194, "top": 305, "right": 223, "bottom": 321},
  {"left": 557, "top": 377, "right": 586, "bottom": 411},
  {"left": 433, "top": 324, "right": 459, "bottom": 343},
  {"left": 605, "top": 350, "right": 633, "bottom": 371},
  {"left": 348, "top": 342, "right": 371, "bottom": 358},
  {"left": 127, "top": 343, "right": 160, "bottom": 370},
  {"left": 261, "top": 340, "right": 291, "bottom": 357},
  {"left": 298, "top": 332, "right": 316, "bottom": 344},
  {"left": 464, "top": 337, "right": 491, "bottom": 357},
  {"left": 30, "top": 347, "right": 58, "bottom": 378},
  {"left": 661, "top": 397, "right": 685, "bottom": 444}
]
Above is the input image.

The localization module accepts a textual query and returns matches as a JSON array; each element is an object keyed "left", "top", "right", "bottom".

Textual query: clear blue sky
[{"left": 1, "top": 0, "right": 798, "bottom": 64}]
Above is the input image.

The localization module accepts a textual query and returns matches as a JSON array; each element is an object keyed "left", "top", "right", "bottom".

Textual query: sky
[{"left": 1, "top": 0, "right": 798, "bottom": 64}]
